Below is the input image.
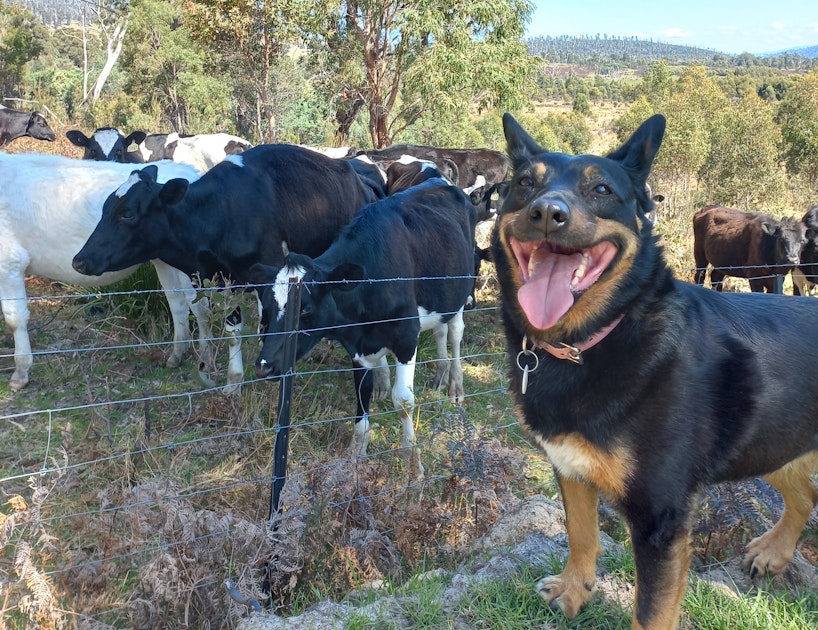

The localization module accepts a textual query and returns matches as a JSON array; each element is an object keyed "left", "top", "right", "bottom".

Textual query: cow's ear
[
  {"left": 502, "top": 113, "right": 544, "bottom": 164},
  {"left": 760, "top": 220, "right": 776, "bottom": 236},
  {"left": 327, "top": 263, "right": 364, "bottom": 290},
  {"left": 65, "top": 130, "right": 89, "bottom": 147},
  {"left": 158, "top": 178, "right": 189, "bottom": 205},
  {"left": 125, "top": 131, "right": 147, "bottom": 146},
  {"left": 606, "top": 114, "right": 666, "bottom": 186},
  {"left": 248, "top": 262, "right": 278, "bottom": 287}
]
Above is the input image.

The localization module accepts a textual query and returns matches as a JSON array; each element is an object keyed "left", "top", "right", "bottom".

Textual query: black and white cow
[
  {"left": 72, "top": 144, "right": 384, "bottom": 391},
  {"left": 250, "top": 176, "right": 477, "bottom": 472},
  {"left": 67, "top": 128, "right": 252, "bottom": 171},
  {"left": 0, "top": 104, "right": 57, "bottom": 147},
  {"left": 0, "top": 153, "right": 209, "bottom": 391},
  {"left": 357, "top": 143, "right": 509, "bottom": 191},
  {"left": 66, "top": 127, "right": 146, "bottom": 162}
]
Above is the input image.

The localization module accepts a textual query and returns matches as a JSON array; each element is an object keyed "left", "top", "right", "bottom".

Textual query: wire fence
[{"left": 0, "top": 262, "right": 807, "bottom": 627}]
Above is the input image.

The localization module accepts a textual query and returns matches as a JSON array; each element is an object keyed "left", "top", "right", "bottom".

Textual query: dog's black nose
[{"left": 529, "top": 199, "right": 570, "bottom": 231}]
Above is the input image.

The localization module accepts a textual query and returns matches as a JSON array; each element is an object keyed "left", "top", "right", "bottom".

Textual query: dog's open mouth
[{"left": 510, "top": 238, "right": 618, "bottom": 330}]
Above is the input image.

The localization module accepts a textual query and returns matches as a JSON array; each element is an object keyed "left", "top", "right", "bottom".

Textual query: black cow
[
  {"left": 250, "top": 177, "right": 477, "bottom": 473},
  {"left": 72, "top": 144, "right": 383, "bottom": 391},
  {"left": 793, "top": 205, "right": 818, "bottom": 296},
  {"left": 693, "top": 204, "right": 806, "bottom": 293},
  {"left": 0, "top": 104, "right": 57, "bottom": 147},
  {"left": 66, "top": 127, "right": 146, "bottom": 162},
  {"left": 357, "top": 143, "right": 509, "bottom": 190}
]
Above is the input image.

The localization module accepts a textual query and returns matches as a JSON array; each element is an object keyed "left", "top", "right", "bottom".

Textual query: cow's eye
[
  {"left": 119, "top": 211, "right": 136, "bottom": 224},
  {"left": 301, "top": 304, "right": 313, "bottom": 318},
  {"left": 593, "top": 183, "right": 611, "bottom": 195},
  {"left": 519, "top": 176, "right": 534, "bottom": 187}
]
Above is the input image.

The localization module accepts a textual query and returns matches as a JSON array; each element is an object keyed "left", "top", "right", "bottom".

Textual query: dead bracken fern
[{"left": 0, "top": 461, "right": 67, "bottom": 630}]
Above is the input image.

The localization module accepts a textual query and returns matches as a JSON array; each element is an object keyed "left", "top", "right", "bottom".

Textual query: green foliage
[
  {"left": 0, "top": 0, "right": 48, "bottom": 97},
  {"left": 777, "top": 69, "right": 818, "bottom": 186},
  {"left": 700, "top": 94, "right": 786, "bottom": 209}
]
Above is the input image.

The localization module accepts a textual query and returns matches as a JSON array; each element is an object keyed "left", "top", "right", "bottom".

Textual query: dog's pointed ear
[
  {"left": 606, "top": 114, "right": 666, "bottom": 185},
  {"left": 503, "top": 113, "right": 544, "bottom": 164}
]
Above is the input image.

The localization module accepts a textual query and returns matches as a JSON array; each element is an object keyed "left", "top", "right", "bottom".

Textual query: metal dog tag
[{"left": 516, "top": 336, "right": 539, "bottom": 395}]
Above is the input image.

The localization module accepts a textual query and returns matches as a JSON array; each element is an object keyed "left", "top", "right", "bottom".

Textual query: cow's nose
[
  {"left": 255, "top": 357, "right": 273, "bottom": 378},
  {"left": 72, "top": 258, "right": 88, "bottom": 274},
  {"left": 529, "top": 199, "right": 570, "bottom": 232}
]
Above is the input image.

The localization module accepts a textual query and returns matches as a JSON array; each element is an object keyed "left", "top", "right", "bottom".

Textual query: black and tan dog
[{"left": 491, "top": 112, "right": 818, "bottom": 629}]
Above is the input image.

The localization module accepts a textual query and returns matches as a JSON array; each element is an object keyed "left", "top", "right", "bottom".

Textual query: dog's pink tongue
[{"left": 518, "top": 249, "right": 583, "bottom": 329}]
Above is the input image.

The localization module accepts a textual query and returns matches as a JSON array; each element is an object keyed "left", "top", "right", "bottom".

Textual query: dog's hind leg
[
  {"left": 536, "top": 476, "right": 601, "bottom": 617},
  {"left": 743, "top": 451, "right": 818, "bottom": 578},
  {"left": 630, "top": 520, "right": 692, "bottom": 630}
]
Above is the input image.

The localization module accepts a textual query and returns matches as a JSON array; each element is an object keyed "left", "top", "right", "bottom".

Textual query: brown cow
[{"left": 693, "top": 204, "right": 807, "bottom": 293}]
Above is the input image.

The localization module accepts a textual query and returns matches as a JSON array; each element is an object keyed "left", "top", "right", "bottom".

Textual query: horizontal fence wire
[{"left": 0, "top": 263, "right": 806, "bottom": 626}]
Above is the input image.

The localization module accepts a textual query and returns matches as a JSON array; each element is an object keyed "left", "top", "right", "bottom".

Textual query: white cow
[{"left": 0, "top": 153, "right": 213, "bottom": 391}]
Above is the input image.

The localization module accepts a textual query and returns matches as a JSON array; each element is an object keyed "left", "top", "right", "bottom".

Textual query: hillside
[{"left": 527, "top": 34, "right": 817, "bottom": 72}]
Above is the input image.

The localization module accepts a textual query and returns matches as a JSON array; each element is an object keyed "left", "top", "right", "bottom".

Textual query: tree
[
  {"left": 777, "top": 69, "right": 818, "bottom": 187},
  {"left": 0, "top": 0, "right": 47, "bottom": 98},
  {"left": 700, "top": 94, "right": 785, "bottom": 210},
  {"left": 118, "top": 0, "right": 231, "bottom": 133},
  {"left": 80, "top": 0, "right": 130, "bottom": 108},
  {"left": 186, "top": 0, "right": 322, "bottom": 142},
  {"left": 327, "top": 0, "right": 535, "bottom": 147}
]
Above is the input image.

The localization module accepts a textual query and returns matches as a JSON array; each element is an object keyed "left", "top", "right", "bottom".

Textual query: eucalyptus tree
[
  {"left": 324, "top": 0, "right": 536, "bottom": 148},
  {"left": 777, "top": 69, "right": 818, "bottom": 187}
]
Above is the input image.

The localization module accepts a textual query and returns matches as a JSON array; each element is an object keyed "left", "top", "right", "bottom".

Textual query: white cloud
[
  {"left": 770, "top": 22, "right": 786, "bottom": 30},
  {"left": 721, "top": 25, "right": 739, "bottom": 32}
]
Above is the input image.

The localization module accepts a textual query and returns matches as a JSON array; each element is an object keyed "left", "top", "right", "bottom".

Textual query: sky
[{"left": 526, "top": 1, "right": 818, "bottom": 55}]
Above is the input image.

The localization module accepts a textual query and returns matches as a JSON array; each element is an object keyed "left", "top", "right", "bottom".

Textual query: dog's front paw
[
  {"left": 743, "top": 532, "right": 794, "bottom": 578},
  {"left": 536, "top": 572, "right": 595, "bottom": 618}
]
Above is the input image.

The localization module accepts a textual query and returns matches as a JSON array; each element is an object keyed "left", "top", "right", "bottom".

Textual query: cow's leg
[
  {"left": 743, "top": 452, "right": 818, "bottom": 577},
  {"left": 372, "top": 355, "right": 390, "bottom": 400},
  {"left": 709, "top": 268, "right": 725, "bottom": 291},
  {"left": 151, "top": 261, "right": 215, "bottom": 386},
  {"left": 749, "top": 277, "right": 768, "bottom": 293},
  {"left": 446, "top": 308, "right": 465, "bottom": 403},
  {"left": 392, "top": 349, "right": 424, "bottom": 477},
  {"left": 223, "top": 306, "right": 243, "bottom": 395},
  {"left": 692, "top": 239, "right": 707, "bottom": 286},
  {"left": 430, "top": 321, "right": 451, "bottom": 391},
  {"left": 349, "top": 361, "right": 375, "bottom": 458},
  {"left": 792, "top": 268, "right": 807, "bottom": 296},
  {"left": 0, "top": 260, "right": 33, "bottom": 391}
]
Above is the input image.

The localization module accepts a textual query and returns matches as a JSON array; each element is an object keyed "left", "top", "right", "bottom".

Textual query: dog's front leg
[
  {"left": 630, "top": 520, "right": 692, "bottom": 630},
  {"left": 536, "top": 475, "right": 601, "bottom": 617}
]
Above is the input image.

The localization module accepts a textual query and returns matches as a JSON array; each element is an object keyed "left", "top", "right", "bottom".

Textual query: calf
[
  {"left": 66, "top": 127, "right": 146, "bottom": 162},
  {"left": 0, "top": 104, "right": 57, "bottom": 147},
  {"left": 72, "top": 144, "right": 383, "bottom": 392},
  {"left": 793, "top": 205, "right": 818, "bottom": 296},
  {"left": 693, "top": 204, "right": 806, "bottom": 293},
  {"left": 251, "top": 177, "right": 477, "bottom": 472},
  {"left": 0, "top": 153, "right": 210, "bottom": 391}
]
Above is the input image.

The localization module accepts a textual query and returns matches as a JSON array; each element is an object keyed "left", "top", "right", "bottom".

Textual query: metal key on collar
[{"left": 516, "top": 336, "right": 540, "bottom": 394}]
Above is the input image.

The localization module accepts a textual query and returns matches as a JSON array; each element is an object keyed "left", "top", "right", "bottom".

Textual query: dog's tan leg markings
[
  {"left": 537, "top": 477, "right": 601, "bottom": 617},
  {"left": 743, "top": 451, "right": 818, "bottom": 578},
  {"left": 632, "top": 529, "right": 691, "bottom": 630}
]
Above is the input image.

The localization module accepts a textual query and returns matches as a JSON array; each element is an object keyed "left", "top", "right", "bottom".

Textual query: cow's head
[
  {"left": 67, "top": 127, "right": 147, "bottom": 162},
  {"left": 26, "top": 111, "right": 56, "bottom": 142},
  {"left": 762, "top": 216, "right": 806, "bottom": 268},
  {"left": 73, "top": 165, "right": 188, "bottom": 276},
  {"left": 250, "top": 256, "right": 364, "bottom": 378}
]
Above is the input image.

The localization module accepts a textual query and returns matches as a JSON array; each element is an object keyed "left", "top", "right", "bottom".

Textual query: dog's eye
[{"left": 593, "top": 184, "right": 612, "bottom": 195}]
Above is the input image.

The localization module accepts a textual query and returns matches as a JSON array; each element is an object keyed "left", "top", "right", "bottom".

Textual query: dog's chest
[{"left": 531, "top": 432, "right": 633, "bottom": 500}]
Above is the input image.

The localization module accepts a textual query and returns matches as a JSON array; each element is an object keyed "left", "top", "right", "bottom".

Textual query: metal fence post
[{"left": 269, "top": 277, "right": 302, "bottom": 521}]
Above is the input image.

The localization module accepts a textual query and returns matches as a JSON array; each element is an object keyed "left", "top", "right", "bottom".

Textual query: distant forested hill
[{"left": 526, "top": 35, "right": 816, "bottom": 72}]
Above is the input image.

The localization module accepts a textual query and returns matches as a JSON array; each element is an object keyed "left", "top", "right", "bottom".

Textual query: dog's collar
[{"left": 540, "top": 314, "right": 624, "bottom": 364}]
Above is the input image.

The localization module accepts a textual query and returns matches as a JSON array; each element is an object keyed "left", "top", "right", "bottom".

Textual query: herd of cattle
[{"left": 2, "top": 103, "right": 818, "bottom": 459}]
